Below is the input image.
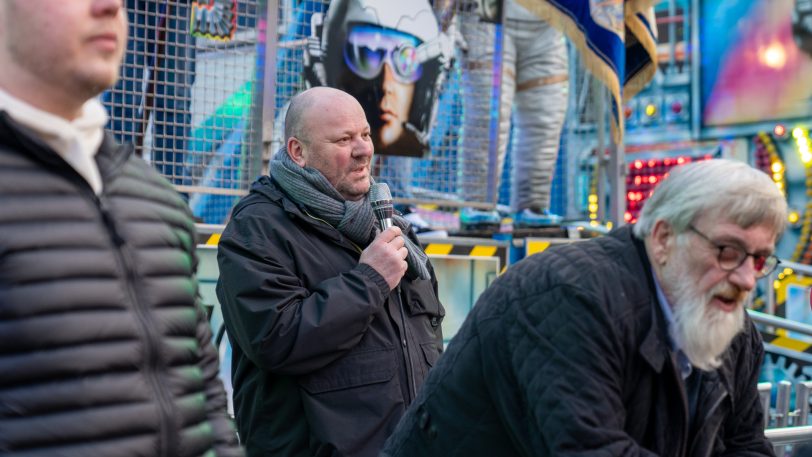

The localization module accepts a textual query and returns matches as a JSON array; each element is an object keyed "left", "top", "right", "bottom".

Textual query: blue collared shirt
[{"left": 651, "top": 268, "right": 694, "bottom": 379}]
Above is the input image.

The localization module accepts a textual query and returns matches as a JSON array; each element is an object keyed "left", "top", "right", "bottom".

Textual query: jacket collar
[
  {"left": 0, "top": 110, "right": 131, "bottom": 189},
  {"left": 623, "top": 226, "right": 672, "bottom": 374},
  {"left": 246, "top": 175, "right": 345, "bottom": 244}
]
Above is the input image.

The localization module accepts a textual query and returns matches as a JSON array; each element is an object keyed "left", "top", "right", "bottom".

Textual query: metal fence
[
  {"left": 269, "top": 0, "right": 504, "bottom": 210},
  {"left": 104, "top": 0, "right": 266, "bottom": 224},
  {"left": 104, "top": 1, "right": 579, "bottom": 225}
]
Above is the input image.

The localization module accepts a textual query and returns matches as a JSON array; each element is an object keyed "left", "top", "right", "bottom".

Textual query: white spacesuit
[{"left": 459, "top": 0, "right": 569, "bottom": 228}]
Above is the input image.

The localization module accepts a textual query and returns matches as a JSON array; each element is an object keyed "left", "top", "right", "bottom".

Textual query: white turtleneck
[{"left": 0, "top": 88, "right": 108, "bottom": 194}]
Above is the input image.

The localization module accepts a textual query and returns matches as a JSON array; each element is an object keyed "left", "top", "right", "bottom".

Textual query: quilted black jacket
[
  {"left": 383, "top": 225, "right": 773, "bottom": 457},
  {"left": 216, "top": 176, "right": 445, "bottom": 457},
  {"left": 0, "top": 113, "right": 242, "bottom": 456}
]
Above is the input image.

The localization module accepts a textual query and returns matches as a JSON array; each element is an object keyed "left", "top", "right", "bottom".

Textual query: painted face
[
  {"left": 299, "top": 94, "right": 375, "bottom": 201},
  {"left": 377, "top": 63, "right": 415, "bottom": 148},
  {"left": 0, "top": 0, "right": 127, "bottom": 110},
  {"left": 660, "top": 219, "right": 777, "bottom": 369},
  {"left": 343, "top": 24, "right": 418, "bottom": 148}
]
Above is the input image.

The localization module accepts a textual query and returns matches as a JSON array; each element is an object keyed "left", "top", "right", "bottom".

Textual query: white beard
[{"left": 663, "top": 261, "right": 747, "bottom": 371}]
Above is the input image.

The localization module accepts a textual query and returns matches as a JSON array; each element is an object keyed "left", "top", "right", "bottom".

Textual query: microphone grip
[{"left": 380, "top": 217, "right": 393, "bottom": 230}]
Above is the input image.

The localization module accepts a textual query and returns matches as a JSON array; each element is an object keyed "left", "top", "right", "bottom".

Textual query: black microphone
[{"left": 369, "top": 183, "right": 394, "bottom": 230}]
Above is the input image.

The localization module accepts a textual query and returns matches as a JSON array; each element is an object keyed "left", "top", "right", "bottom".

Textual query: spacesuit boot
[
  {"left": 513, "top": 208, "right": 562, "bottom": 228},
  {"left": 459, "top": 207, "right": 501, "bottom": 230}
]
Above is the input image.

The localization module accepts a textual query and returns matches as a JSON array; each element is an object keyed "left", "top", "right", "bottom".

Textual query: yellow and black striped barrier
[
  {"left": 423, "top": 242, "right": 508, "bottom": 274},
  {"left": 762, "top": 331, "right": 812, "bottom": 357}
]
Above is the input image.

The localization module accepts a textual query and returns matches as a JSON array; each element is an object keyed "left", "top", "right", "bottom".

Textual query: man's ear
[
  {"left": 649, "top": 220, "right": 675, "bottom": 266},
  {"left": 287, "top": 137, "right": 306, "bottom": 167}
]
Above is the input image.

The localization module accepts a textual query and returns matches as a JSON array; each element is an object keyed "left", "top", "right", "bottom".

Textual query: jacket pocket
[
  {"left": 420, "top": 342, "right": 441, "bottom": 367},
  {"left": 298, "top": 346, "right": 403, "bottom": 455},
  {"left": 299, "top": 346, "right": 397, "bottom": 394},
  {"left": 402, "top": 279, "right": 445, "bottom": 322}
]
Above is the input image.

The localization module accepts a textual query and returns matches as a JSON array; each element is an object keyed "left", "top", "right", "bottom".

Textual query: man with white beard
[{"left": 383, "top": 158, "right": 784, "bottom": 457}]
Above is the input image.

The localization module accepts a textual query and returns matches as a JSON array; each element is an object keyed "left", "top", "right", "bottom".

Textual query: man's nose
[
  {"left": 354, "top": 137, "right": 374, "bottom": 157},
  {"left": 93, "top": 0, "right": 123, "bottom": 17},
  {"left": 728, "top": 257, "right": 758, "bottom": 292}
]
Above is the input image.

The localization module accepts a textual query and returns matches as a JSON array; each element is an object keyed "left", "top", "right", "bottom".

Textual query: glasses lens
[
  {"left": 757, "top": 256, "right": 778, "bottom": 277},
  {"left": 391, "top": 44, "right": 423, "bottom": 83},
  {"left": 718, "top": 246, "right": 745, "bottom": 270},
  {"left": 753, "top": 255, "right": 767, "bottom": 272},
  {"left": 344, "top": 41, "right": 385, "bottom": 80}
]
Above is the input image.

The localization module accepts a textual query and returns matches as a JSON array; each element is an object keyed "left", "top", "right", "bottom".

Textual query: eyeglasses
[
  {"left": 343, "top": 24, "right": 424, "bottom": 84},
  {"left": 687, "top": 224, "right": 779, "bottom": 279}
]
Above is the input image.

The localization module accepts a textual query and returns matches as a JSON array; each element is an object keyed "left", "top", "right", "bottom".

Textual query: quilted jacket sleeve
[
  {"left": 216, "top": 205, "right": 390, "bottom": 376},
  {"left": 500, "top": 283, "right": 660, "bottom": 456}
]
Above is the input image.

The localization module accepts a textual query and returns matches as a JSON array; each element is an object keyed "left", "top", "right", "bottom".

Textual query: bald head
[
  {"left": 285, "top": 87, "right": 364, "bottom": 144},
  {"left": 283, "top": 87, "right": 374, "bottom": 200}
]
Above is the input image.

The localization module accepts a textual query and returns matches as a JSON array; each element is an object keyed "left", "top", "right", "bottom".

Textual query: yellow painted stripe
[
  {"left": 526, "top": 240, "right": 551, "bottom": 256},
  {"left": 469, "top": 246, "right": 497, "bottom": 257},
  {"left": 206, "top": 233, "right": 221, "bottom": 246},
  {"left": 771, "top": 335, "right": 812, "bottom": 353},
  {"left": 424, "top": 244, "right": 453, "bottom": 256}
]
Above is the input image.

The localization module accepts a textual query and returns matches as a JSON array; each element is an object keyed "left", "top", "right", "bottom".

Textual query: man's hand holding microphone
[{"left": 360, "top": 183, "right": 408, "bottom": 290}]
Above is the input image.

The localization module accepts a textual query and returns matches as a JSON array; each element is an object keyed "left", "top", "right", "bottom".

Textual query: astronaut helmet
[{"left": 318, "top": 0, "right": 449, "bottom": 156}]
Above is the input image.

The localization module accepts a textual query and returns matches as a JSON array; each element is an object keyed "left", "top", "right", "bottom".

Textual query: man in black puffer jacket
[
  {"left": 0, "top": 1, "right": 242, "bottom": 456},
  {"left": 384, "top": 159, "right": 784, "bottom": 456}
]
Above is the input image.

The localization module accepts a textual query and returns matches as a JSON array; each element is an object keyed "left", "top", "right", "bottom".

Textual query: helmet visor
[{"left": 344, "top": 24, "right": 424, "bottom": 84}]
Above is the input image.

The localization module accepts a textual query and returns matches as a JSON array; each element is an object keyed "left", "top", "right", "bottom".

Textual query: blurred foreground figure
[
  {"left": 0, "top": 1, "right": 242, "bottom": 455},
  {"left": 384, "top": 159, "right": 785, "bottom": 456}
]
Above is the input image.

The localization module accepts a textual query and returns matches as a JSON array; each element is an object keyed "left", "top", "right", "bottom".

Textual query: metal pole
[
  {"left": 261, "top": 0, "right": 280, "bottom": 174},
  {"left": 797, "top": 382, "right": 812, "bottom": 426},
  {"left": 760, "top": 382, "right": 773, "bottom": 429},
  {"left": 594, "top": 79, "right": 606, "bottom": 223},
  {"left": 775, "top": 380, "right": 793, "bottom": 457},
  {"left": 608, "top": 140, "right": 626, "bottom": 226}
]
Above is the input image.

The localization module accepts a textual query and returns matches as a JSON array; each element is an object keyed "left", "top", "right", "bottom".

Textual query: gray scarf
[{"left": 271, "top": 148, "right": 430, "bottom": 281}]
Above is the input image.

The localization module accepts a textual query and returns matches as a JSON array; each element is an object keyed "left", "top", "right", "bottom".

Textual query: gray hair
[{"left": 633, "top": 159, "right": 787, "bottom": 238}]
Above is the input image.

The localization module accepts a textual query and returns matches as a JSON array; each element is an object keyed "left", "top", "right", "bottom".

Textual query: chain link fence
[
  {"left": 104, "top": 0, "right": 265, "bottom": 224},
  {"left": 105, "top": 0, "right": 571, "bottom": 226}
]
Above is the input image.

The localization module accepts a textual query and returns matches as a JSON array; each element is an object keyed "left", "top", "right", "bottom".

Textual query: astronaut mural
[{"left": 304, "top": 0, "right": 453, "bottom": 158}]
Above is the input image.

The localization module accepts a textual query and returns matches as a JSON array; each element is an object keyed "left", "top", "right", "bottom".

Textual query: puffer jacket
[
  {"left": 216, "top": 176, "right": 445, "bottom": 457},
  {"left": 383, "top": 225, "right": 773, "bottom": 457},
  {"left": 0, "top": 112, "right": 243, "bottom": 457}
]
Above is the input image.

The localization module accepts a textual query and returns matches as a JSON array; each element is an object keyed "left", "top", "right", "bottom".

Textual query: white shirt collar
[{"left": 0, "top": 87, "right": 108, "bottom": 194}]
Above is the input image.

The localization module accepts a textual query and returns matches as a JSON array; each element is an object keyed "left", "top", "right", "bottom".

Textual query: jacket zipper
[
  {"left": 396, "top": 285, "right": 417, "bottom": 401},
  {"left": 95, "top": 194, "right": 176, "bottom": 457}
]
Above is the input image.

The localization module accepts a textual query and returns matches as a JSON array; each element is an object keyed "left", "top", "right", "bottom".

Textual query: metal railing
[
  {"left": 752, "top": 306, "right": 812, "bottom": 454},
  {"left": 759, "top": 379, "right": 812, "bottom": 455}
]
